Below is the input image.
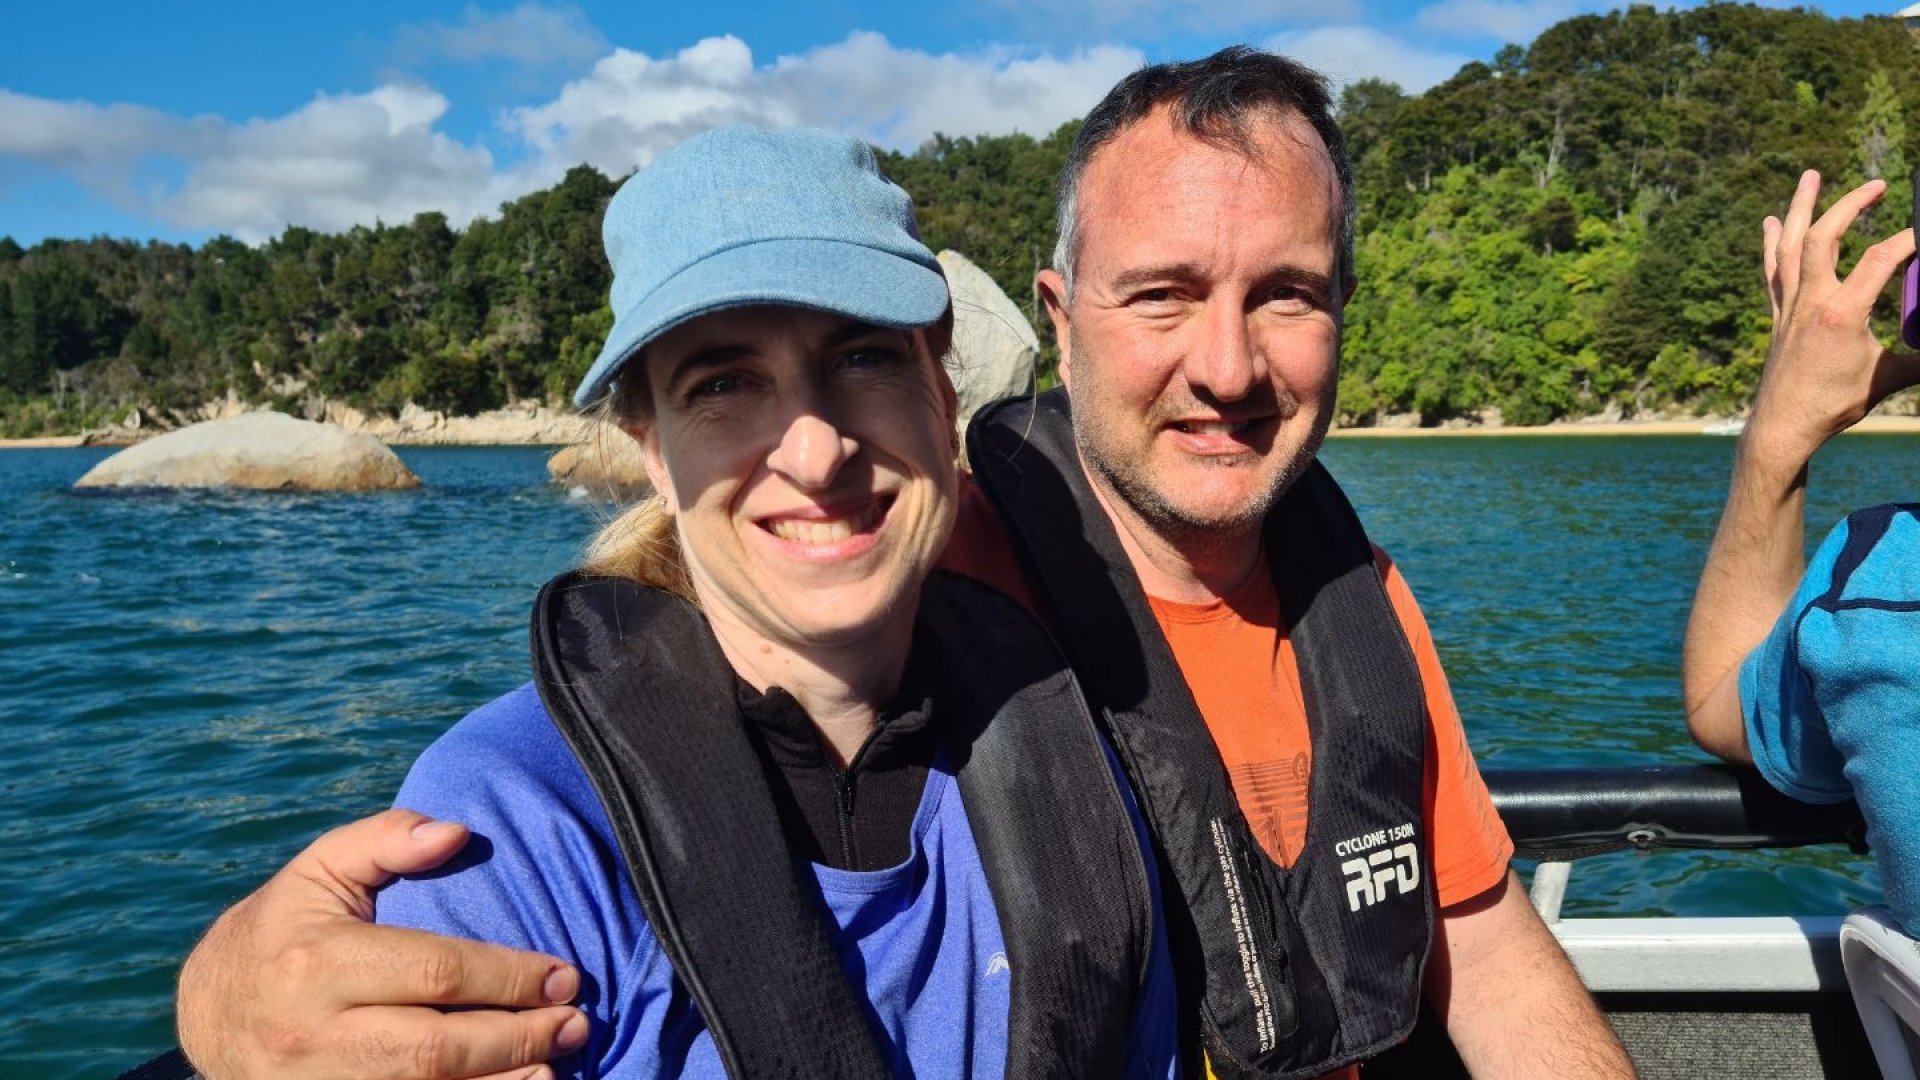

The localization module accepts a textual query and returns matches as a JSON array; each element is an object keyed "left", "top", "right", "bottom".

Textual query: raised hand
[
  {"left": 1684, "top": 169, "right": 1919, "bottom": 761},
  {"left": 1751, "top": 170, "right": 1920, "bottom": 464}
]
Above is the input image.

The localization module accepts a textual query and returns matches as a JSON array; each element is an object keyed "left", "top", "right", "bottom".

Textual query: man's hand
[
  {"left": 177, "top": 809, "right": 589, "bottom": 1080},
  {"left": 1682, "top": 171, "right": 1920, "bottom": 761},
  {"left": 1426, "top": 872, "right": 1635, "bottom": 1078}
]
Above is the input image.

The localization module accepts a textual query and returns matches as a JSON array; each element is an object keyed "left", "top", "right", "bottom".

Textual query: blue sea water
[{"left": 2, "top": 435, "right": 1912, "bottom": 1077}]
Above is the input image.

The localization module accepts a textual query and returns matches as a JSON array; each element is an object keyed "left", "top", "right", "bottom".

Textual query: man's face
[{"left": 1040, "top": 107, "right": 1347, "bottom": 549}]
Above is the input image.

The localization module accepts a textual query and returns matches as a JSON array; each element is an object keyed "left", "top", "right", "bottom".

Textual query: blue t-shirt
[
  {"left": 377, "top": 683, "right": 1180, "bottom": 1078},
  {"left": 1740, "top": 504, "right": 1920, "bottom": 932}
]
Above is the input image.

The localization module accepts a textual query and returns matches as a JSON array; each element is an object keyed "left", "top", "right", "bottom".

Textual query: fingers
[
  {"left": 1833, "top": 226, "right": 1918, "bottom": 315},
  {"left": 332, "top": 1004, "right": 588, "bottom": 1080},
  {"left": 1774, "top": 170, "right": 1820, "bottom": 304},
  {"left": 177, "top": 816, "right": 585, "bottom": 1080},
  {"left": 1802, "top": 176, "right": 1889, "bottom": 284},
  {"left": 294, "top": 810, "right": 473, "bottom": 906},
  {"left": 1762, "top": 215, "right": 1783, "bottom": 321},
  {"left": 276, "top": 922, "right": 578, "bottom": 1010}
]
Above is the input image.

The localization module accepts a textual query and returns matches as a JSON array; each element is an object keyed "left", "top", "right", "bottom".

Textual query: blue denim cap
[{"left": 572, "top": 127, "right": 950, "bottom": 407}]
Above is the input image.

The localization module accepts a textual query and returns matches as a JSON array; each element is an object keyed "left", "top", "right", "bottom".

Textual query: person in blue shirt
[
  {"left": 1684, "top": 169, "right": 1920, "bottom": 932},
  {"left": 362, "top": 127, "right": 1178, "bottom": 1079}
]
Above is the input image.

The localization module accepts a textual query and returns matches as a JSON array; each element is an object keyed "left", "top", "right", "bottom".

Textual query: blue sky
[{"left": 0, "top": 0, "right": 1901, "bottom": 246}]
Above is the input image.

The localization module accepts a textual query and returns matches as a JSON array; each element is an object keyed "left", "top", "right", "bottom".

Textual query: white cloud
[
  {"left": 508, "top": 33, "right": 1145, "bottom": 178},
  {"left": 507, "top": 36, "right": 779, "bottom": 171},
  {"left": 0, "top": 85, "right": 511, "bottom": 241},
  {"left": 1415, "top": 0, "right": 1587, "bottom": 44},
  {"left": 159, "top": 86, "right": 510, "bottom": 240},
  {"left": 0, "top": 32, "right": 1145, "bottom": 242},
  {"left": 1267, "top": 26, "right": 1473, "bottom": 93},
  {"left": 0, "top": 91, "right": 210, "bottom": 167},
  {"left": 391, "top": 2, "right": 607, "bottom": 69},
  {"left": 769, "top": 34, "right": 1145, "bottom": 149},
  {"left": 971, "top": 0, "right": 1360, "bottom": 38}
]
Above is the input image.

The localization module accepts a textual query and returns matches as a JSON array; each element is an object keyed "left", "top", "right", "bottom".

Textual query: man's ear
[
  {"left": 624, "top": 421, "right": 676, "bottom": 512},
  {"left": 1035, "top": 268, "right": 1074, "bottom": 387}
]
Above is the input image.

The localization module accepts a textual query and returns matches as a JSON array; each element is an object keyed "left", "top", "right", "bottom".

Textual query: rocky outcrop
[
  {"left": 938, "top": 250, "right": 1038, "bottom": 434},
  {"left": 81, "top": 396, "right": 595, "bottom": 448},
  {"left": 74, "top": 412, "right": 420, "bottom": 491},
  {"left": 357, "top": 400, "right": 596, "bottom": 446},
  {"left": 82, "top": 390, "right": 266, "bottom": 445},
  {"left": 546, "top": 426, "right": 654, "bottom": 500}
]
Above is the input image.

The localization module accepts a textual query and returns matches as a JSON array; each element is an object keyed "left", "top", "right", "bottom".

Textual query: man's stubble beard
[
  {"left": 1082, "top": 433, "right": 1276, "bottom": 547},
  {"left": 1067, "top": 329, "right": 1332, "bottom": 552}
]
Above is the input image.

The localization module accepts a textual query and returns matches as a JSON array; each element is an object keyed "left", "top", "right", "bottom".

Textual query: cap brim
[{"left": 573, "top": 237, "right": 950, "bottom": 408}]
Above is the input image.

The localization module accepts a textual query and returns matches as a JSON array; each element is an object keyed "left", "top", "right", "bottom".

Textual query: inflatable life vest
[
  {"left": 529, "top": 567, "right": 1156, "bottom": 1080},
  {"left": 968, "top": 389, "right": 1434, "bottom": 1079}
]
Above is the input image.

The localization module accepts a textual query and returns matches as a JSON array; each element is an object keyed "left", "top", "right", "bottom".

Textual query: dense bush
[{"left": 2, "top": 5, "right": 1915, "bottom": 434}]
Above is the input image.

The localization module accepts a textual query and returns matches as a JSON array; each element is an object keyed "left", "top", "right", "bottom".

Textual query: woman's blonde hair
[
  {"left": 576, "top": 361, "right": 696, "bottom": 600},
  {"left": 574, "top": 307, "right": 957, "bottom": 602}
]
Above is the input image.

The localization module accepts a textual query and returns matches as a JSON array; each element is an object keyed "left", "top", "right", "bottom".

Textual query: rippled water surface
[{"left": 4, "top": 435, "right": 1913, "bottom": 1077}]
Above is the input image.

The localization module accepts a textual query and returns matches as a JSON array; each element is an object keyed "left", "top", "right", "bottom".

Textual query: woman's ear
[{"left": 624, "top": 421, "right": 677, "bottom": 513}]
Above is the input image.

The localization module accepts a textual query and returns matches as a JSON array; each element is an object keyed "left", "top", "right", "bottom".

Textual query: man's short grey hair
[{"left": 1052, "top": 46, "right": 1356, "bottom": 294}]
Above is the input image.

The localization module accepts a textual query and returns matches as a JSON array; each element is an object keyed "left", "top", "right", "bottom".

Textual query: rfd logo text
[{"left": 1335, "top": 822, "right": 1419, "bottom": 912}]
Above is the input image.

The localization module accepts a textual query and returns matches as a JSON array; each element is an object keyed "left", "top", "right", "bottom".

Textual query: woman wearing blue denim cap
[{"left": 371, "top": 127, "right": 1179, "bottom": 1079}]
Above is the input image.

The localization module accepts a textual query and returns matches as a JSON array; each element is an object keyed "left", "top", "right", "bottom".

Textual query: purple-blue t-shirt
[{"left": 377, "top": 683, "right": 1180, "bottom": 1078}]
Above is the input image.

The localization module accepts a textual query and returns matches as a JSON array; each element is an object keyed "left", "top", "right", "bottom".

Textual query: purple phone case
[
  {"left": 1908, "top": 172, "right": 1919, "bottom": 348},
  {"left": 1906, "top": 259, "right": 1918, "bottom": 349}
]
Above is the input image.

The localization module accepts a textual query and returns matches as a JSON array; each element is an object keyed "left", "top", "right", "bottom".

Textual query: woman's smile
[{"left": 758, "top": 494, "right": 896, "bottom": 554}]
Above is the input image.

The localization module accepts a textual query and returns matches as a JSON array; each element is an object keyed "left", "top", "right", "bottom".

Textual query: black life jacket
[
  {"left": 967, "top": 389, "right": 1434, "bottom": 1079},
  {"left": 529, "top": 567, "right": 1155, "bottom": 1080}
]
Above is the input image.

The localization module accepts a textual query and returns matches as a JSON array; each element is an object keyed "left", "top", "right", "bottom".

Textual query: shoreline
[
  {"left": 1328, "top": 415, "right": 1920, "bottom": 437},
  {"left": 0, "top": 403, "right": 598, "bottom": 450},
  {"left": 9, "top": 413, "right": 1920, "bottom": 450},
  {"left": 0, "top": 435, "right": 91, "bottom": 448}
]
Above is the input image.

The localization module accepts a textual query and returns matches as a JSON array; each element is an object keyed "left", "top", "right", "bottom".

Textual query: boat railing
[
  {"left": 1486, "top": 761, "right": 1866, "bottom": 925},
  {"left": 1487, "top": 762, "right": 1865, "bottom": 864},
  {"left": 1448, "top": 763, "right": 1885, "bottom": 1079}
]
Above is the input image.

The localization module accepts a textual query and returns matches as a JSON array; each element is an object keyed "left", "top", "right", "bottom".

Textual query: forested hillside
[
  {"left": 2, "top": 4, "right": 1915, "bottom": 436},
  {"left": 1338, "top": 3, "right": 1916, "bottom": 424}
]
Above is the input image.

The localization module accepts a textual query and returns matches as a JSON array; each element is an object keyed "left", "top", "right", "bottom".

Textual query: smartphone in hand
[{"left": 1904, "top": 167, "right": 1919, "bottom": 348}]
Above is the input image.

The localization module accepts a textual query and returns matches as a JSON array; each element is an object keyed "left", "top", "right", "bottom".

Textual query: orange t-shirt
[
  {"left": 941, "top": 474, "right": 1514, "bottom": 1079},
  {"left": 1144, "top": 551, "right": 1513, "bottom": 904}
]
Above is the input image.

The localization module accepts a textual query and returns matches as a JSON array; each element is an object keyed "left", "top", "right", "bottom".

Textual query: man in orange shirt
[
  {"left": 173, "top": 48, "right": 1632, "bottom": 1080},
  {"left": 948, "top": 48, "right": 1629, "bottom": 1079}
]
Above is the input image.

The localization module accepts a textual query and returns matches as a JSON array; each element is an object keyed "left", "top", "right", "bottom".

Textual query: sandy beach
[
  {"left": 1, "top": 435, "right": 90, "bottom": 448},
  {"left": 0, "top": 403, "right": 596, "bottom": 450},
  {"left": 8, "top": 411, "right": 1920, "bottom": 450},
  {"left": 1328, "top": 415, "right": 1920, "bottom": 438}
]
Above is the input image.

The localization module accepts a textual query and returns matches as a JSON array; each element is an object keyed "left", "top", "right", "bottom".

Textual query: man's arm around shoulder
[{"left": 177, "top": 809, "right": 587, "bottom": 1080}]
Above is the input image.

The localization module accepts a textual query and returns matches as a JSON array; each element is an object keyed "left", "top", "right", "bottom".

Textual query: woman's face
[{"left": 632, "top": 305, "right": 959, "bottom": 655}]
